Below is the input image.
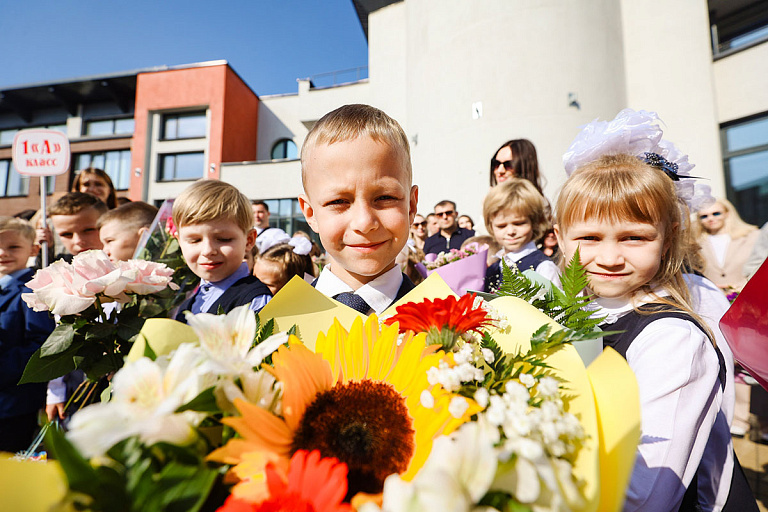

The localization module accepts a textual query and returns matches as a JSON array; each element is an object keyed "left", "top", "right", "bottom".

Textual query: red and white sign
[{"left": 12, "top": 129, "right": 70, "bottom": 176}]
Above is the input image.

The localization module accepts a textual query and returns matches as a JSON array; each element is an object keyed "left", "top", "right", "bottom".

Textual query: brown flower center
[{"left": 292, "top": 380, "right": 414, "bottom": 499}]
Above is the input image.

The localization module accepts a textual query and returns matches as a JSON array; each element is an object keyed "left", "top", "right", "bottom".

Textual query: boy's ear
[
  {"left": 298, "top": 194, "right": 319, "bottom": 234},
  {"left": 408, "top": 185, "right": 419, "bottom": 224},
  {"left": 245, "top": 228, "right": 257, "bottom": 252},
  {"left": 29, "top": 243, "right": 40, "bottom": 258}
]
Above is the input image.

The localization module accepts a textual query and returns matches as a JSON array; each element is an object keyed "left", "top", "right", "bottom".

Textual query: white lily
[{"left": 67, "top": 343, "right": 209, "bottom": 457}]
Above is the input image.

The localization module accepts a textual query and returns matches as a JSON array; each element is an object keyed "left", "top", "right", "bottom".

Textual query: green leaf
[
  {"left": 143, "top": 338, "right": 157, "bottom": 360},
  {"left": 176, "top": 387, "right": 220, "bottom": 413},
  {"left": 39, "top": 323, "right": 77, "bottom": 357},
  {"left": 46, "top": 426, "right": 130, "bottom": 511},
  {"left": 19, "top": 344, "right": 79, "bottom": 384},
  {"left": 145, "top": 462, "right": 219, "bottom": 512}
]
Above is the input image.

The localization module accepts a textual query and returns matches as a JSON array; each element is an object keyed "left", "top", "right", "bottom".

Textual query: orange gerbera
[
  {"left": 208, "top": 314, "right": 481, "bottom": 501},
  {"left": 385, "top": 293, "right": 493, "bottom": 349},
  {"left": 217, "top": 450, "right": 353, "bottom": 512}
]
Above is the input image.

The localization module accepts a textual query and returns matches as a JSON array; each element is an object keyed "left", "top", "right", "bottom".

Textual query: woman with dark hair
[
  {"left": 71, "top": 167, "right": 118, "bottom": 209},
  {"left": 489, "top": 139, "right": 544, "bottom": 194}
]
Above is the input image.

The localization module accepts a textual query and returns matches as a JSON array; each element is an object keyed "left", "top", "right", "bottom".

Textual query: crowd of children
[{"left": 0, "top": 103, "right": 762, "bottom": 511}]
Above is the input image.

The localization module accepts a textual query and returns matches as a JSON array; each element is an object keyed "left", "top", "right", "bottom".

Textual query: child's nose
[
  {"left": 349, "top": 204, "right": 378, "bottom": 233},
  {"left": 595, "top": 243, "right": 624, "bottom": 266}
]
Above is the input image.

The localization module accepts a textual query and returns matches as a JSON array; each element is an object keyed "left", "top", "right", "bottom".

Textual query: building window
[
  {"left": 722, "top": 113, "right": 768, "bottom": 226},
  {"left": 0, "top": 160, "right": 30, "bottom": 197},
  {"left": 161, "top": 112, "right": 206, "bottom": 140},
  {"left": 0, "top": 124, "right": 67, "bottom": 146},
  {"left": 270, "top": 139, "right": 298, "bottom": 160},
  {"left": 262, "top": 198, "right": 320, "bottom": 245},
  {"left": 158, "top": 152, "right": 205, "bottom": 181},
  {"left": 710, "top": 1, "right": 768, "bottom": 57},
  {"left": 75, "top": 150, "right": 132, "bottom": 190},
  {"left": 84, "top": 118, "right": 135, "bottom": 136}
]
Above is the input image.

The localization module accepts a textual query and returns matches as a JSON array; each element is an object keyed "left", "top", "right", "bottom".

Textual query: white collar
[
  {"left": 593, "top": 285, "right": 671, "bottom": 324},
  {"left": 315, "top": 265, "right": 403, "bottom": 315},
  {"left": 495, "top": 241, "right": 538, "bottom": 264}
]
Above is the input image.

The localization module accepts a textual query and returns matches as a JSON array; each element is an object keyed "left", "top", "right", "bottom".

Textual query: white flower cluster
[
  {"left": 426, "top": 344, "right": 485, "bottom": 392},
  {"left": 482, "top": 376, "right": 584, "bottom": 461}
]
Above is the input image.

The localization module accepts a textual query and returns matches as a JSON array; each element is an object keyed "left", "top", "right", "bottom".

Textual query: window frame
[
  {"left": 160, "top": 112, "right": 207, "bottom": 141},
  {"left": 270, "top": 138, "right": 298, "bottom": 160},
  {"left": 156, "top": 151, "right": 206, "bottom": 182}
]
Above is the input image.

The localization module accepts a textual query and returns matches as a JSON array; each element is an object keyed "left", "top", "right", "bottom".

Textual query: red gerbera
[
  {"left": 218, "top": 450, "right": 353, "bottom": 512},
  {"left": 385, "top": 293, "right": 493, "bottom": 350}
]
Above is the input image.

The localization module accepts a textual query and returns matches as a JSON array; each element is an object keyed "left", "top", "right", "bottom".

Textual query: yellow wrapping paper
[
  {"left": 0, "top": 455, "right": 68, "bottom": 511},
  {"left": 126, "top": 318, "right": 198, "bottom": 361},
  {"left": 586, "top": 348, "right": 642, "bottom": 512}
]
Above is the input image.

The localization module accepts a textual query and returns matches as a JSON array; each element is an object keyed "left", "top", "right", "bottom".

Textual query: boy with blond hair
[
  {"left": 97, "top": 201, "right": 158, "bottom": 263},
  {"left": 298, "top": 104, "right": 419, "bottom": 314},
  {"left": 0, "top": 217, "right": 55, "bottom": 451},
  {"left": 173, "top": 180, "right": 271, "bottom": 322},
  {"left": 482, "top": 177, "right": 560, "bottom": 291}
]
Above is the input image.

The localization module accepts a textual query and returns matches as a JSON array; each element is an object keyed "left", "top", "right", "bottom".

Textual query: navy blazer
[{"left": 0, "top": 268, "right": 56, "bottom": 418}]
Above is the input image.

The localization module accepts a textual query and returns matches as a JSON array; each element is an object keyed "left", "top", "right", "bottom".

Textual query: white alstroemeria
[
  {"left": 214, "top": 369, "right": 283, "bottom": 415},
  {"left": 67, "top": 343, "right": 209, "bottom": 457},
  {"left": 185, "top": 305, "right": 257, "bottom": 375},
  {"left": 492, "top": 456, "right": 541, "bottom": 504}
]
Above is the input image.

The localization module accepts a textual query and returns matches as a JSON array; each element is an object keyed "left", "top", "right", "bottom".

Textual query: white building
[{"left": 222, "top": 0, "right": 768, "bottom": 234}]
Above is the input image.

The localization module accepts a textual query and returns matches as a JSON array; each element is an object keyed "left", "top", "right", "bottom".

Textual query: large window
[
  {"left": 0, "top": 160, "right": 30, "bottom": 197},
  {"left": 270, "top": 139, "right": 298, "bottom": 160},
  {"left": 161, "top": 112, "right": 206, "bottom": 140},
  {"left": 262, "top": 198, "right": 319, "bottom": 245},
  {"left": 722, "top": 114, "right": 768, "bottom": 226},
  {"left": 710, "top": 1, "right": 768, "bottom": 57},
  {"left": 157, "top": 152, "right": 205, "bottom": 181},
  {"left": 84, "top": 118, "right": 134, "bottom": 136},
  {"left": 75, "top": 150, "right": 132, "bottom": 190}
]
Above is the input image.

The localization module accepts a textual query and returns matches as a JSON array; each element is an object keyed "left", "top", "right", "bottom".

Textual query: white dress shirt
[
  {"left": 495, "top": 241, "right": 562, "bottom": 287},
  {"left": 314, "top": 264, "right": 403, "bottom": 315}
]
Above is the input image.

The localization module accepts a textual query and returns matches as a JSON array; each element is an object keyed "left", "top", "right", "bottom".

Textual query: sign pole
[
  {"left": 39, "top": 177, "right": 48, "bottom": 268},
  {"left": 12, "top": 129, "right": 71, "bottom": 270}
]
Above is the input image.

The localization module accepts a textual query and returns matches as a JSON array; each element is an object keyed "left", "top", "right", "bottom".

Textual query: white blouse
[{"left": 597, "top": 295, "right": 724, "bottom": 512}]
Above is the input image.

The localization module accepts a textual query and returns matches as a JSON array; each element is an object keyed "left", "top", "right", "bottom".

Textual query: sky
[{"left": 0, "top": 0, "right": 369, "bottom": 96}]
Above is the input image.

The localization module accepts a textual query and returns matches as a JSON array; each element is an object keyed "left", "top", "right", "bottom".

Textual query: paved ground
[{"left": 733, "top": 434, "right": 768, "bottom": 511}]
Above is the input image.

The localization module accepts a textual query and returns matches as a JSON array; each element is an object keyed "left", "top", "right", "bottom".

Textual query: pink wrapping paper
[
  {"left": 426, "top": 249, "right": 488, "bottom": 296},
  {"left": 720, "top": 258, "right": 768, "bottom": 391}
]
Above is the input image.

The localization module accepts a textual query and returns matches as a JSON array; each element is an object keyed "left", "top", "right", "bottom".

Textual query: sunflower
[
  {"left": 384, "top": 293, "right": 493, "bottom": 350},
  {"left": 208, "top": 314, "right": 481, "bottom": 500}
]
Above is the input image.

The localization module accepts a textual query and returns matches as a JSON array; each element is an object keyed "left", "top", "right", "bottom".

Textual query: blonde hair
[
  {"left": 97, "top": 201, "right": 158, "bottom": 232},
  {"left": 301, "top": 104, "right": 412, "bottom": 188},
  {"left": 555, "top": 154, "right": 695, "bottom": 313},
  {"left": 483, "top": 178, "right": 549, "bottom": 241},
  {"left": 692, "top": 197, "right": 757, "bottom": 240},
  {"left": 172, "top": 180, "right": 253, "bottom": 234},
  {"left": 0, "top": 216, "right": 35, "bottom": 242}
]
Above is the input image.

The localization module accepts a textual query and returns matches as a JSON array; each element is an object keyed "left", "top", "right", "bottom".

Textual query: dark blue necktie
[{"left": 333, "top": 292, "right": 371, "bottom": 314}]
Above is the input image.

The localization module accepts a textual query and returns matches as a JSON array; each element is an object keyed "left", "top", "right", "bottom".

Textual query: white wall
[
  {"left": 713, "top": 41, "right": 768, "bottom": 124},
  {"left": 620, "top": 0, "right": 725, "bottom": 196}
]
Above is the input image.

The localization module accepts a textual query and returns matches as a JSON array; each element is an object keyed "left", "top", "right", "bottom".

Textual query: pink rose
[
  {"left": 72, "top": 250, "right": 133, "bottom": 299},
  {"left": 22, "top": 260, "right": 96, "bottom": 315},
  {"left": 119, "top": 260, "right": 178, "bottom": 295}
]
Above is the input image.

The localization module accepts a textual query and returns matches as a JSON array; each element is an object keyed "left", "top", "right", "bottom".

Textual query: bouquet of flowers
[
  {"left": 28, "top": 255, "right": 641, "bottom": 512},
  {"left": 423, "top": 242, "right": 489, "bottom": 295},
  {"left": 20, "top": 250, "right": 179, "bottom": 391}
]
